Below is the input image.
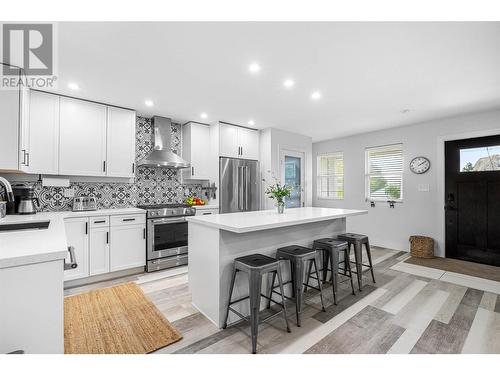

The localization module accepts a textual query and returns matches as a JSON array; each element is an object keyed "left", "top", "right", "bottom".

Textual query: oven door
[{"left": 147, "top": 217, "right": 189, "bottom": 261}]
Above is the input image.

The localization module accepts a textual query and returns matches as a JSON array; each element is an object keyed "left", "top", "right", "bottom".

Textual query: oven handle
[{"left": 150, "top": 217, "right": 187, "bottom": 224}]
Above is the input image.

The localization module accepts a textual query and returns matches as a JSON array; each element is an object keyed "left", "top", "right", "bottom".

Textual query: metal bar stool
[
  {"left": 222, "top": 253, "right": 291, "bottom": 354},
  {"left": 337, "top": 233, "right": 376, "bottom": 291},
  {"left": 267, "top": 245, "right": 326, "bottom": 327},
  {"left": 308, "top": 238, "right": 355, "bottom": 305}
]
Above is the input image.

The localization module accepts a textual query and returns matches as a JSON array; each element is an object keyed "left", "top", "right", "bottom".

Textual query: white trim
[{"left": 436, "top": 127, "right": 500, "bottom": 258}]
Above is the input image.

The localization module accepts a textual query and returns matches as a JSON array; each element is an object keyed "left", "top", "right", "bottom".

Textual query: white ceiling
[{"left": 52, "top": 22, "right": 500, "bottom": 142}]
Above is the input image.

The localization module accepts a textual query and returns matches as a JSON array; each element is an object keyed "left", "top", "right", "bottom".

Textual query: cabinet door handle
[
  {"left": 21, "top": 149, "right": 26, "bottom": 165},
  {"left": 192, "top": 166, "right": 194, "bottom": 176},
  {"left": 123, "top": 218, "right": 136, "bottom": 222},
  {"left": 85, "top": 222, "right": 88, "bottom": 235},
  {"left": 26, "top": 152, "right": 30, "bottom": 166},
  {"left": 132, "top": 163, "right": 135, "bottom": 173},
  {"left": 106, "top": 231, "right": 109, "bottom": 244},
  {"left": 143, "top": 228, "right": 146, "bottom": 239}
]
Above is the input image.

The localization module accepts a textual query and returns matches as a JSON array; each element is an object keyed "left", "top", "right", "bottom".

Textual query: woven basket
[{"left": 409, "top": 236, "right": 434, "bottom": 258}]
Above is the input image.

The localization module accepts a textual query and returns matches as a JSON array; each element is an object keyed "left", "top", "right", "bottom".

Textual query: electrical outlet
[
  {"left": 418, "top": 184, "right": 430, "bottom": 192},
  {"left": 64, "top": 188, "right": 75, "bottom": 198}
]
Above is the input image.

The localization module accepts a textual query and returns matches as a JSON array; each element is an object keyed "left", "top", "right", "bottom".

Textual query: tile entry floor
[{"left": 65, "top": 247, "right": 500, "bottom": 354}]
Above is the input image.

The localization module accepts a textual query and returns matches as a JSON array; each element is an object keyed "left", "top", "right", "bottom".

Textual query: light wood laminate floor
[{"left": 65, "top": 247, "right": 500, "bottom": 354}]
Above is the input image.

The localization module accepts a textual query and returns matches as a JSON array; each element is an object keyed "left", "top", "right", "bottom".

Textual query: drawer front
[
  {"left": 90, "top": 216, "right": 110, "bottom": 228},
  {"left": 110, "top": 214, "right": 146, "bottom": 227},
  {"left": 195, "top": 208, "right": 219, "bottom": 216}
]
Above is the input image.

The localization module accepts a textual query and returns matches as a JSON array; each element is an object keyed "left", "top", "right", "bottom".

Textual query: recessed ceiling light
[
  {"left": 68, "top": 82, "right": 79, "bottom": 90},
  {"left": 401, "top": 109, "right": 410, "bottom": 114},
  {"left": 311, "top": 91, "right": 322, "bottom": 100},
  {"left": 248, "top": 120, "right": 255, "bottom": 126},
  {"left": 200, "top": 112, "right": 208, "bottom": 119},
  {"left": 283, "top": 79, "right": 295, "bottom": 88},
  {"left": 248, "top": 63, "right": 261, "bottom": 73},
  {"left": 144, "top": 100, "right": 154, "bottom": 107}
]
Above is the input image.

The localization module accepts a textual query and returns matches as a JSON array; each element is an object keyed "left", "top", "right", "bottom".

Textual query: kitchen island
[{"left": 187, "top": 207, "right": 367, "bottom": 327}]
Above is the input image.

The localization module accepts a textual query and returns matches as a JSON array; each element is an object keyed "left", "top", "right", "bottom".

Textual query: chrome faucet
[{"left": 0, "top": 177, "right": 14, "bottom": 202}]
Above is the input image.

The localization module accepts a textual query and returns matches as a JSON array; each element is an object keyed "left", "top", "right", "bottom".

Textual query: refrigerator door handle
[
  {"left": 244, "top": 166, "right": 250, "bottom": 211},
  {"left": 237, "top": 166, "right": 244, "bottom": 211}
]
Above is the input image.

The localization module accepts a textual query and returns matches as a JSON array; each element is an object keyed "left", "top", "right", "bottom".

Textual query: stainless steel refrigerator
[{"left": 219, "top": 157, "right": 260, "bottom": 213}]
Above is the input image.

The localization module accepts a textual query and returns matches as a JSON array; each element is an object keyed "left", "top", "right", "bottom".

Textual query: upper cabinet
[
  {"left": 23, "top": 91, "right": 60, "bottom": 174},
  {"left": 59, "top": 97, "right": 107, "bottom": 176},
  {"left": 106, "top": 107, "right": 136, "bottom": 178},
  {"left": 0, "top": 66, "right": 24, "bottom": 171},
  {"left": 219, "top": 123, "right": 259, "bottom": 160},
  {"left": 182, "top": 122, "right": 210, "bottom": 180}
]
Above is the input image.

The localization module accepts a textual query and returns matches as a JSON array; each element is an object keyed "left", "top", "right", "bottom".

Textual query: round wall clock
[{"left": 410, "top": 156, "right": 431, "bottom": 174}]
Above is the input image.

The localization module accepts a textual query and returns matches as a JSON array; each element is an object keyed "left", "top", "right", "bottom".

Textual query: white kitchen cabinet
[
  {"left": 195, "top": 207, "right": 219, "bottom": 215},
  {"left": 59, "top": 97, "right": 107, "bottom": 176},
  {"left": 22, "top": 90, "right": 60, "bottom": 174},
  {"left": 219, "top": 123, "right": 259, "bottom": 160},
  {"left": 109, "top": 224, "right": 146, "bottom": 272},
  {"left": 89, "top": 226, "right": 110, "bottom": 276},
  {"left": 64, "top": 217, "right": 89, "bottom": 281},
  {"left": 0, "top": 66, "right": 24, "bottom": 171},
  {"left": 238, "top": 127, "right": 260, "bottom": 160},
  {"left": 106, "top": 107, "right": 136, "bottom": 178},
  {"left": 182, "top": 122, "right": 210, "bottom": 180}
]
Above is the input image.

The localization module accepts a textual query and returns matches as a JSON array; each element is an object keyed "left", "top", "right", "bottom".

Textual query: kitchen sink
[{"left": 0, "top": 220, "right": 50, "bottom": 232}]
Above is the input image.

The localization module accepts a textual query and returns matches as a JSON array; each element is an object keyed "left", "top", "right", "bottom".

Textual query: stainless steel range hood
[{"left": 137, "top": 116, "right": 190, "bottom": 169}]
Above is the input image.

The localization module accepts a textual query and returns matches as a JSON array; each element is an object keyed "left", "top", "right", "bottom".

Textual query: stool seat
[
  {"left": 338, "top": 233, "right": 368, "bottom": 242},
  {"left": 235, "top": 254, "right": 278, "bottom": 268},
  {"left": 277, "top": 245, "right": 315, "bottom": 257},
  {"left": 314, "top": 238, "right": 348, "bottom": 248}
]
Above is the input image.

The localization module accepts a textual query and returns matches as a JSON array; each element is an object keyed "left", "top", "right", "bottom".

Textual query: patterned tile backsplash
[{"left": 4, "top": 117, "right": 203, "bottom": 212}]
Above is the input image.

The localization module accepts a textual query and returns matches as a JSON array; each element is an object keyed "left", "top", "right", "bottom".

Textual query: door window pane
[
  {"left": 284, "top": 155, "right": 301, "bottom": 208},
  {"left": 460, "top": 145, "right": 500, "bottom": 172}
]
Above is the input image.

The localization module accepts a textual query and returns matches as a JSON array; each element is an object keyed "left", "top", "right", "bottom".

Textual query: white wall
[
  {"left": 312, "top": 109, "right": 500, "bottom": 256},
  {"left": 260, "top": 128, "right": 313, "bottom": 209}
]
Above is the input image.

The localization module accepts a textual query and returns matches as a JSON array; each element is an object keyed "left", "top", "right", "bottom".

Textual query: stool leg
[
  {"left": 222, "top": 268, "right": 237, "bottom": 329},
  {"left": 290, "top": 260, "right": 296, "bottom": 298},
  {"left": 249, "top": 271, "right": 262, "bottom": 354},
  {"left": 266, "top": 270, "right": 277, "bottom": 309},
  {"left": 322, "top": 250, "right": 330, "bottom": 284},
  {"left": 312, "top": 256, "right": 326, "bottom": 312},
  {"left": 303, "top": 258, "right": 314, "bottom": 292},
  {"left": 345, "top": 247, "right": 355, "bottom": 295},
  {"left": 365, "top": 239, "right": 376, "bottom": 283},
  {"left": 276, "top": 266, "right": 291, "bottom": 333},
  {"left": 330, "top": 248, "right": 339, "bottom": 305},
  {"left": 293, "top": 259, "right": 305, "bottom": 327},
  {"left": 353, "top": 242, "right": 363, "bottom": 291}
]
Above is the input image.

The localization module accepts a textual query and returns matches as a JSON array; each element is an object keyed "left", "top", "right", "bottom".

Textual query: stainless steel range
[{"left": 138, "top": 203, "right": 196, "bottom": 272}]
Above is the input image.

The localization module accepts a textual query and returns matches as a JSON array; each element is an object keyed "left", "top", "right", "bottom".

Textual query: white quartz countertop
[
  {"left": 0, "top": 207, "right": 145, "bottom": 269},
  {"left": 186, "top": 207, "right": 367, "bottom": 233}
]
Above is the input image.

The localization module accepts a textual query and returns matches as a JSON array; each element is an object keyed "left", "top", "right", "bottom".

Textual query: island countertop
[{"left": 186, "top": 207, "right": 367, "bottom": 233}]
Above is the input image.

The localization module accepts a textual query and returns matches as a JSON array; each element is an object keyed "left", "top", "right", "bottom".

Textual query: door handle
[
  {"left": 85, "top": 222, "right": 88, "bottom": 235},
  {"left": 26, "top": 152, "right": 30, "bottom": 167},
  {"left": 244, "top": 166, "right": 249, "bottom": 211},
  {"left": 106, "top": 231, "right": 109, "bottom": 244},
  {"left": 21, "top": 149, "right": 26, "bottom": 165},
  {"left": 237, "top": 166, "right": 243, "bottom": 210},
  {"left": 143, "top": 228, "right": 146, "bottom": 239}
]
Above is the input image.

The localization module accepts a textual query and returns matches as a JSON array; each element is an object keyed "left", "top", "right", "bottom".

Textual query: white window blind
[
  {"left": 365, "top": 144, "right": 403, "bottom": 201},
  {"left": 317, "top": 152, "right": 344, "bottom": 199}
]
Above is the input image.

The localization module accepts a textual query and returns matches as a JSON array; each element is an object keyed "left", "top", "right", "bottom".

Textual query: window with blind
[
  {"left": 365, "top": 144, "right": 403, "bottom": 201},
  {"left": 317, "top": 152, "right": 344, "bottom": 199}
]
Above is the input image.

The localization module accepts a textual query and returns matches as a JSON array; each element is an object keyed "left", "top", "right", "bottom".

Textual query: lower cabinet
[
  {"left": 64, "top": 217, "right": 89, "bottom": 281},
  {"left": 110, "top": 224, "right": 146, "bottom": 272},
  {"left": 64, "top": 214, "right": 145, "bottom": 281}
]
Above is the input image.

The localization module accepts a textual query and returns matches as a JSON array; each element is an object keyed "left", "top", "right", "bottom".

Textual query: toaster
[{"left": 72, "top": 196, "right": 97, "bottom": 212}]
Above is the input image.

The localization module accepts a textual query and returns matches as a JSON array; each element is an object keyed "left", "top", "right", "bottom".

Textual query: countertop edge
[{"left": 187, "top": 209, "right": 368, "bottom": 233}]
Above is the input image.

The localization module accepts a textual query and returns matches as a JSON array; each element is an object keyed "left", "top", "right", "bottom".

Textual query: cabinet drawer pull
[
  {"left": 94, "top": 220, "right": 105, "bottom": 224},
  {"left": 202, "top": 212, "right": 212, "bottom": 215},
  {"left": 123, "top": 218, "right": 136, "bottom": 222}
]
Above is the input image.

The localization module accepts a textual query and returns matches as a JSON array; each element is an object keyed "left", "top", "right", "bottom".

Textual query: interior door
[
  {"left": 280, "top": 149, "right": 305, "bottom": 208},
  {"left": 445, "top": 135, "right": 500, "bottom": 266}
]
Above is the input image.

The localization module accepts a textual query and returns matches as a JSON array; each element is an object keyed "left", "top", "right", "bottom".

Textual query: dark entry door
[{"left": 445, "top": 135, "right": 500, "bottom": 266}]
